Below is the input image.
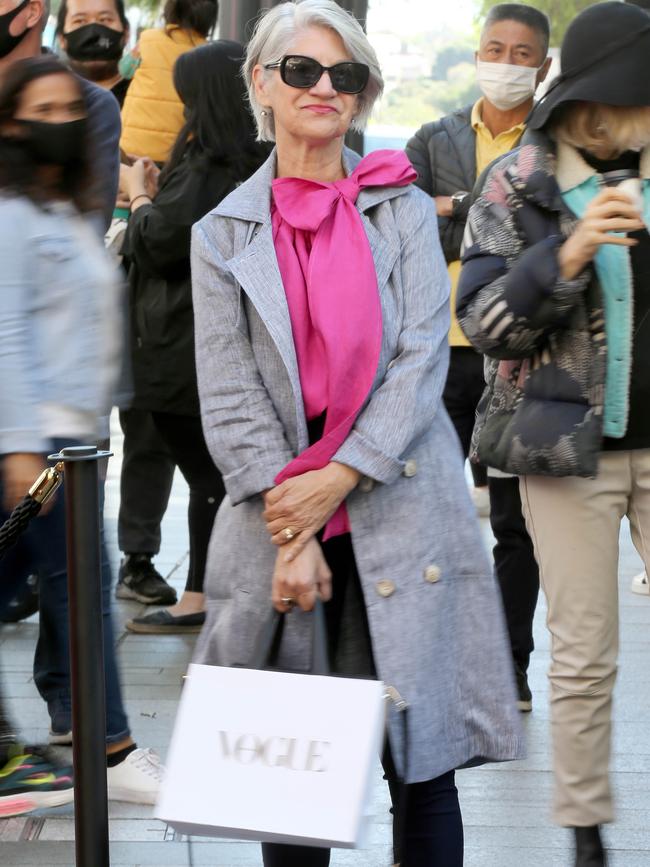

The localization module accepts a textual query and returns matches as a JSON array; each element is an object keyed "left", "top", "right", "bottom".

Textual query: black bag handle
[{"left": 248, "top": 598, "right": 330, "bottom": 676}]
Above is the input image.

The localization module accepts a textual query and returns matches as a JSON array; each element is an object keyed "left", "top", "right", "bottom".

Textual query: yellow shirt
[{"left": 447, "top": 99, "right": 525, "bottom": 346}]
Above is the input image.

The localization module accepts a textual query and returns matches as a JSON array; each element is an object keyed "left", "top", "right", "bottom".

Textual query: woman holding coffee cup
[{"left": 456, "top": 4, "right": 650, "bottom": 864}]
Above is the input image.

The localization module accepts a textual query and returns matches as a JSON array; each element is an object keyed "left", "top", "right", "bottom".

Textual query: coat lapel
[
  {"left": 225, "top": 219, "right": 308, "bottom": 450},
  {"left": 359, "top": 207, "right": 401, "bottom": 297}
]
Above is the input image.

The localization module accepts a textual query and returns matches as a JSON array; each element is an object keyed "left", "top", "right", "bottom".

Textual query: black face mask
[
  {"left": 0, "top": 0, "right": 31, "bottom": 59},
  {"left": 63, "top": 22, "right": 124, "bottom": 61},
  {"left": 14, "top": 118, "right": 88, "bottom": 166}
]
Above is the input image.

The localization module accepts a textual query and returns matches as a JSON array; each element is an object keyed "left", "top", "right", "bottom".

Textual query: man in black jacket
[{"left": 406, "top": 2, "right": 551, "bottom": 711}]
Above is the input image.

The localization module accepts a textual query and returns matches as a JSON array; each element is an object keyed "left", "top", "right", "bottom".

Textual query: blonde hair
[
  {"left": 553, "top": 102, "right": 650, "bottom": 159},
  {"left": 243, "top": 0, "right": 384, "bottom": 142}
]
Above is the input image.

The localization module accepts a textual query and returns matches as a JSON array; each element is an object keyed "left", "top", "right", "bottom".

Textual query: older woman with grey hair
[{"left": 191, "top": 1, "right": 523, "bottom": 864}]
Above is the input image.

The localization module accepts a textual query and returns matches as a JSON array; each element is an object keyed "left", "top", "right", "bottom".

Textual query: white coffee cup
[{"left": 617, "top": 177, "right": 644, "bottom": 215}]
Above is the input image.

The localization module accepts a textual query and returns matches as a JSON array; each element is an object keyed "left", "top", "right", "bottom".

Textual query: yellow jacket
[{"left": 120, "top": 25, "right": 206, "bottom": 163}]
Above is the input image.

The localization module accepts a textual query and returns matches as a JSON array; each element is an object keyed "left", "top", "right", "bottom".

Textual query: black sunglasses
[{"left": 264, "top": 54, "right": 370, "bottom": 95}]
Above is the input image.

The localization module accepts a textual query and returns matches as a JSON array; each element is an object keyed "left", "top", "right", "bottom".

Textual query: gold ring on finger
[
  {"left": 283, "top": 527, "right": 295, "bottom": 541},
  {"left": 281, "top": 596, "right": 296, "bottom": 608}
]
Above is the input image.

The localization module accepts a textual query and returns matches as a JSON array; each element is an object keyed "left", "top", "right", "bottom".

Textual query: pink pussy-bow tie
[
  {"left": 272, "top": 148, "right": 417, "bottom": 232},
  {"left": 272, "top": 149, "right": 417, "bottom": 539}
]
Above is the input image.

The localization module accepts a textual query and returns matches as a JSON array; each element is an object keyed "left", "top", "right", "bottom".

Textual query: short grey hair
[{"left": 243, "top": 0, "right": 384, "bottom": 142}]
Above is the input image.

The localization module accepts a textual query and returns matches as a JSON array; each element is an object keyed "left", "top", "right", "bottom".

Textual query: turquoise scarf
[{"left": 562, "top": 177, "right": 650, "bottom": 438}]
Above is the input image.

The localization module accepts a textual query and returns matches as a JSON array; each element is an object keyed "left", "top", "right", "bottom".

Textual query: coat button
[
  {"left": 376, "top": 579, "right": 396, "bottom": 598},
  {"left": 359, "top": 476, "right": 374, "bottom": 493},
  {"left": 403, "top": 459, "right": 417, "bottom": 478},
  {"left": 424, "top": 565, "right": 441, "bottom": 583}
]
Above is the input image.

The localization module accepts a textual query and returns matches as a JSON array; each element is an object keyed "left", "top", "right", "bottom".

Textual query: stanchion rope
[{"left": 0, "top": 464, "right": 63, "bottom": 558}]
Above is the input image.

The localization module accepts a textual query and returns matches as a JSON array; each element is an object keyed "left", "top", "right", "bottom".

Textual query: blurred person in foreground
[
  {"left": 406, "top": 2, "right": 552, "bottom": 715},
  {"left": 457, "top": 4, "right": 650, "bottom": 864},
  {"left": 191, "top": 2, "right": 524, "bottom": 865},
  {"left": 56, "top": 0, "right": 130, "bottom": 107},
  {"left": 119, "top": 40, "right": 269, "bottom": 634},
  {"left": 0, "top": 0, "right": 122, "bottom": 812},
  {"left": 119, "top": 0, "right": 218, "bottom": 164},
  {"left": 0, "top": 55, "right": 163, "bottom": 810},
  {"left": 0, "top": 0, "right": 128, "bottom": 628}
]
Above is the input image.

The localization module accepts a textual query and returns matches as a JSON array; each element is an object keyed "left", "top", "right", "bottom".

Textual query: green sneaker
[{"left": 0, "top": 747, "right": 74, "bottom": 817}]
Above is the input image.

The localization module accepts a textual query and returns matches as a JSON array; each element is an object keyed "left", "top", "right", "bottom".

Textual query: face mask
[
  {"left": 476, "top": 60, "right": 539, "bottom": 112},
  {"left": 14, "top": 118, "right": 87, "bottom": 166},
  {"left": 0, "top": 0, "right": 31, "bottom": 59},
  {"left": 63, "top": 22, "right": 124, "bottom": 61}
]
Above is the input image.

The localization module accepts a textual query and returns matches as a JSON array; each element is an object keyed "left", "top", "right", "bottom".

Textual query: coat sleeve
[
  {"left": 82, "top": 81, "right": 121, "bottom": 234},
  {"left": 405, "top": 123, "right": 434, "bottom": 195},
  {"left": 125, "top": 165, "right": 234, "bottom": 278},
  {"left": 332, "top": 191, "right": 451, "bottom": 484},
  {"left": 456, "top": 160, "right": 591, "bottom": 360},
  {"left": 405, "top": 121, "right": 468, "bottom": 265},
  {"left": 191, "top": 221, "right": 295, "bottom": 505},
  {"left": 0, "top": 207, "right": 47, "bottom": 455}
]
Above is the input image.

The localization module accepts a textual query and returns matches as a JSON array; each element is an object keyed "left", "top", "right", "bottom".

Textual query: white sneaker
[
  {"left": 631, "top": 571, "right": 650, "bottom": 596},
  {"left": 107, "top": 747, "right": 163, "bottom": 805},
  {"left": 471, "top": 486, "right": 491, "bottom": 518}
]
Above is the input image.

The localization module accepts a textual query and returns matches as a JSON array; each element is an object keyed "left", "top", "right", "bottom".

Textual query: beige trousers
[{"left": 519, "top": 449, "right": 650, "bottom": 827}]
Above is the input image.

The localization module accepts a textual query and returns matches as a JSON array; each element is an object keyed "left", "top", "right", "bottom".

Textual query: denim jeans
[{"left": 0, "top": 438, "right": 130, "bottom": 742}]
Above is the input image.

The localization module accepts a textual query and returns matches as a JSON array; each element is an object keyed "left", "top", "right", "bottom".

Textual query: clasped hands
[
  {"left": 118, "top": 157, "right": 160, "bottom": 210},
  {"left": 265, "top": 463, "right": 360, "bottom": 613}
]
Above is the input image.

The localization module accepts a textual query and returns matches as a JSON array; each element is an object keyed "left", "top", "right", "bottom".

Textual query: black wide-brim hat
[{"left": 528, "top": 1, "right": 650, "bottom": 130}]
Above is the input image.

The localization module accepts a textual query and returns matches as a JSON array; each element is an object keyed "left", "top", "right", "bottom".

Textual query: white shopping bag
[{"left": 156, "top": 605, "right": 386, "bottom": 848}]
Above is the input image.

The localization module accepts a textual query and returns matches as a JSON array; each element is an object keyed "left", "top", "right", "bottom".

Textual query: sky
[{"left": 368, "top": 0, "right": 478, "bottom": 35}]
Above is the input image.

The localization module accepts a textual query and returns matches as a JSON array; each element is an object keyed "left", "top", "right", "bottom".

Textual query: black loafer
[{"left": 126, "top": 609, "right": 206, "bottom": 634}]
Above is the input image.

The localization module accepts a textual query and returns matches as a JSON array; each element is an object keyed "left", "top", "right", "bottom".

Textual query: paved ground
[{"left": 2, "top": 414, "right": 650, "bottom": 865}]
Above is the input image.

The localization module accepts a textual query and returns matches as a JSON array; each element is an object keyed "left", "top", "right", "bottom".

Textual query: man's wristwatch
[{"left": 450, "top": 191, "right": 470, "bottom": 216}]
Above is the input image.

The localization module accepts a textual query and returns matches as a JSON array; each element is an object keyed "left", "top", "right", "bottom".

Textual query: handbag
[{"left": 156, "top": 599, "right": 386, "bottom": 848}]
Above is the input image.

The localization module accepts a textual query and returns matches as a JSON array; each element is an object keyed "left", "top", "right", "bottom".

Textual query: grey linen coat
[{"left": 190, "top": 147, "right": 524, "bottom": 783}]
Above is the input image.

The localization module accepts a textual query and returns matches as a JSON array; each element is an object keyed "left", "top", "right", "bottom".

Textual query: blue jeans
[{"left": 0, "top": 439, "right": 129, "bottom": 743}]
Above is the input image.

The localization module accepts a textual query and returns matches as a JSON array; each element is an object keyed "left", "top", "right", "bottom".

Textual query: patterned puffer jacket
[{"left": 457, "top": 130, "right": 607, "bottom": 478}]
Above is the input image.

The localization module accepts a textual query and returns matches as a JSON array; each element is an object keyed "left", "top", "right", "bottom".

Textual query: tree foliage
[
  {"left": 373, "top": 60, "right": 480, "bottom": 128},
  {"left": 126, "top": 0, "right": 162, "bottom": 19},
  {"left": 478, "top": 0, "right": 602, "bottom": 46}
]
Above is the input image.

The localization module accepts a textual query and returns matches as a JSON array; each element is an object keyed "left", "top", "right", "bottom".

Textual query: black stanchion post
[{"left": 49, "top": 445, "right": 113, "bottom": 867}]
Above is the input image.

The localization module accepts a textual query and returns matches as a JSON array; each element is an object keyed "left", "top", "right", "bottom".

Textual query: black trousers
[
  {"left": 489, "top": 475, "right": 540, "bottom": 672},
  {"left": 262, "top": 536, "right": 464, "bottom": 867},
  {"left": 118, "top": 408, "right": 175, "bottom": 556},
  {"left": 442, "top": 347, "right": 488, "bottom": 489},
  {"left": 150, "top": 412, "right": 225, "bottom": 594}
]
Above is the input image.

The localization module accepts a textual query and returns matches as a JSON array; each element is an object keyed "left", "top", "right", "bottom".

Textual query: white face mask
[{"left": 476, "top": 60, "right": 539, "bottom": 112}]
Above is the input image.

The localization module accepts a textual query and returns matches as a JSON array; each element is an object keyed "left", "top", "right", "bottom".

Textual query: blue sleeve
[
  {"left": 0, "top": 203, "right": 48, "bottom": 455},
  {"left": 80, "top": 79, "right": 121, "bottom": 234}
]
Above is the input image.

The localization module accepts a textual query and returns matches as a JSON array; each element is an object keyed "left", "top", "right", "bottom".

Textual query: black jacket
[
  {"left": 405, "top": 105, "right": 476, "bottom": 264},
  {"left": 124, "top": 148, "right": 265, "bottom": 416}
]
